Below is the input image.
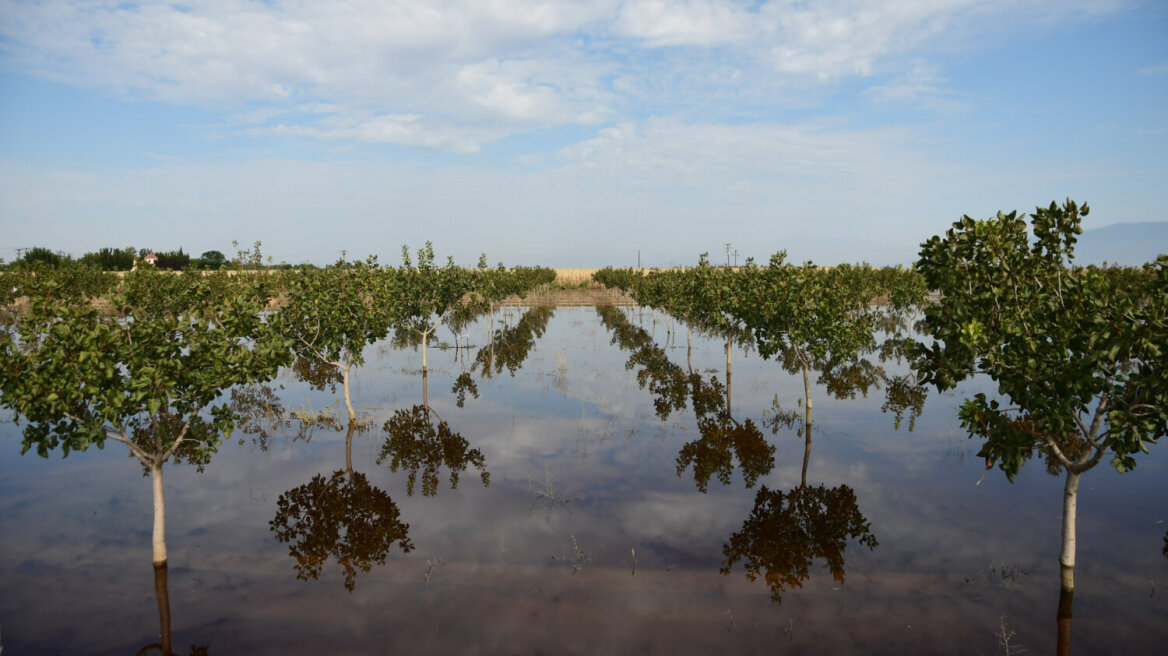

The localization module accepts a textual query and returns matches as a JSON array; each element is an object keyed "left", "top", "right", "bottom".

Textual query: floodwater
[{"left": 1, "top": 305, "right": 1165, "bottom": 655}]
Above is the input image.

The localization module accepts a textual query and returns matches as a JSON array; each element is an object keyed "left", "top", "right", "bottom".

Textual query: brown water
[{"left": 1, "top": 305, "right": 1165, "bottom": 654}]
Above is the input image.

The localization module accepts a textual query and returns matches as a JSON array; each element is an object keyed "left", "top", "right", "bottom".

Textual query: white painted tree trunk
[
  {"left": 342, "top": 363, "right": 355, "bottom": 424},
  {"left": 801, "top": 358, "right": 814, "bottom": 485},
  {"left": 151, "top": 463, "right": 166, "bottom": 566},
  {"left": 422, "top": 330, "right": 429, "bottom": 373},
  {"left": 1060, "top": 469, "right": 1081, "bottom": 592}
]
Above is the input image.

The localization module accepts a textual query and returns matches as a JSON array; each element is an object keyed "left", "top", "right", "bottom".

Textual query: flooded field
[{"left": 2, "top": 304, "right": 1165, "bottom": 655}]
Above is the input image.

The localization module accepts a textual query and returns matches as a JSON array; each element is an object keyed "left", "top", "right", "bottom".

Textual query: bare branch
[
  {"left": 1041, "top": 434, "right": 1075, "bottom": 469},
  {"left": 160, "top": 405, "right": 202, "bottom": 463}
]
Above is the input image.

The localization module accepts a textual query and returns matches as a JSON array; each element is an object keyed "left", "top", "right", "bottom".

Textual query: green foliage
[
  {"left": 19, "top": 246, "right": 66, "bottom": 268},
  {"left": 281, "top": 257, "right": 395, "bottom": 376},
  {"left": 231, "top": 240, "right": 266, "bottom": 270},
  {"left": 199, "top": 250, "right": 227, "bottom": 269},
  {"left": 0, "top": 287, "right": 290, "bottom": 469},
  {"left": 79, "top": 246, "right": 137, "bottom": 271},
  {"left": 914, "top": 200, "right": 1166, "bottom": 480},
  {"left": 8, "top": 261, "right": 118, "bottom": 305},
  {"left": 392, "top": 242, "right": 477, "bottom": 348},
  {"left": 739, "top": 255, "right": 879, "bottom": 366}
]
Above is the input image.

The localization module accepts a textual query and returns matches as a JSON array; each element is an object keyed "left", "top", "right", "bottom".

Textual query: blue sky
[{"left": 1, "top": 0, "right": 1165, "bottom": 267}]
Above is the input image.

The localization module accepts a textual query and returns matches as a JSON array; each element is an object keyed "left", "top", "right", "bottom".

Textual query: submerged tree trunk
[
  {"left": 1056, "top": 468, "right": 1080, "bottom": 655},
  {"left": 153, "top": 562, "right": 172, "bottom": 656},
  {"left": 1057, "top": 586, "right": 1074, "bottom": 656},
  {"left": 800, "top": 357, "right": 814, "bottom": 486},
  {"left": 800, "top": 419, "right": 812, "bottom": 489},
  {"left": 151, "top": 463, "right": 167, "bottom": 567},
  {"left": 345, "top": 422, "right": 356, "bottom": 474},
  {"left": 725, "top": 341, "right": 732, "bottom": 416}
]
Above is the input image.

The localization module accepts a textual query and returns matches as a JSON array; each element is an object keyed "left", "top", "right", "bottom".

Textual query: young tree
[
  {"left": 913, "top": 200, "right": 1167, "bottom": 646},
  {"left": 0, "top": 276, "right": 290, "bottom": 568},
  {"left": 280, "top": 257, "right": 396, "bottom": 424},
  {"left": 392, "top": 243, "right": 476, "bottom": 374},
  {"left": 736, "top": 256, "right": 883, "bottom": 462}
]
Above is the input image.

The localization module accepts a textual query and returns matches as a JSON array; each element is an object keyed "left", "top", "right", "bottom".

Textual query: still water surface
[{"left": 1, "top": 305, "right": 1165, "bottom": 654}]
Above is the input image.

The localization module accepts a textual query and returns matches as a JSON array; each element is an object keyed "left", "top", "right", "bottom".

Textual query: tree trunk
[
  {"left": 153, "top": 562, "right": 172, "bottom": 656},
  {"left": 422, "top": 330, "right": 429, "bottom": 374},
  {"left": 151, "top": 463, "right": 167, "bottom": 567},
  {"left": 344, "top": 422, "right": 356, "bottom": 474},
  {"left": 342, "top": 363, "right": 356, "bottom": 424},
  {"left": 800, "top": 419, "right": 812, "bottom": 489},
  {"left": 801, "top": 359, "right": 813, "bottom": 487},
  {"left": 725, "top": 341, "right": 732, "bottom": 415},
  {"left": 1057, "top": 586, "right": 1074, "bottom": 656},
  {"left": 1060, "top": 469, "right": 1080, "bottom": 593}
]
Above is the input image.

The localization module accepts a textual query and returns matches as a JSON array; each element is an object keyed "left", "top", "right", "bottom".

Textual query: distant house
[{"left": 132, "top": 254, "right": 159, "bottom": 271}]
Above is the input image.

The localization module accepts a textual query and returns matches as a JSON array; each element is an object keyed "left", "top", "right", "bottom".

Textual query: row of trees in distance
[{"left": 0, "top": 244, "right": 556, "bottom": 572}]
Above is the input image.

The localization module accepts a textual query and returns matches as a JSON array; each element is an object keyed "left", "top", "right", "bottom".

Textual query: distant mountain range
[{"left": 1075, "top": 221, "right": 1168, "bottom": 266}]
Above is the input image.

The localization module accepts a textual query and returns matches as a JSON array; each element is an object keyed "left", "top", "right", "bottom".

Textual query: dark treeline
[{"left": 5, "top": 245, "right": 230, "bottom": 271}]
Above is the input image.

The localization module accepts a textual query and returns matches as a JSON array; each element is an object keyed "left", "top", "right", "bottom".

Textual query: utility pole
[
  {"left": 638, "top": 250, "right": 641, "bottom": 268},
  {"left": 733, "top": 249, "right": 739, "bottom": 267},
  {"left": 724, "top": 243, "right": 732, "bottom": 267}
]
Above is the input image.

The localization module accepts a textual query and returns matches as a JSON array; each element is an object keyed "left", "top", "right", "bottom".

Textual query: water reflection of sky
[{"left": 1, "top": 306, "right": 1165, "bottom": 654}]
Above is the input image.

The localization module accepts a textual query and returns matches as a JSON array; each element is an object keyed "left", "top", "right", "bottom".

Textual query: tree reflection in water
[
  {"left": 472, "top": 305, "right": 555, "bottom": 379},
  {"left": 270, "top": 423, "right": 414, "bottom": 591},
  {"left": 720, "top": 483, "right": 878, "bottom": 603},
  {"left": 136, "top": 563, "right": 210, "bottom": 656},
  {"left": 720, "top": 362, "right": 880, "bottom": 603},
  {"left": 596, "top": 304, "right": 878, "bottom": 604},
  {"left": 596, "top": 305, "right": 774, "bottom": 492},
  {"left": 676, "top": 374, "right": 773, "bottom": 493},
  {"left": 378, "top": 404, "right": 489, "bottom": 497}
]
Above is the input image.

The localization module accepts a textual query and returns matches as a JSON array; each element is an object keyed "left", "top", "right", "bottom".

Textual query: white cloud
[
  {"left": 245, "top": 113, "right": 489, "bottom": 153},
  {"left": 555, "top": 116, "right": 927, "bottom": 193},
  {"left": 615, "top": 0, "right": 752, "bottom": 47},
  {"left": 455, "top": 57, "right": 614, "bottom": 124},
  {"left": 1138, "top": 60, "right": 1168, "bottom": 76},
  {"left": 0, "top": 0, "right": 1132, "bottom": 151},
  {"left": 862, "top": 61, "right": 973, "bottom": 111}
]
